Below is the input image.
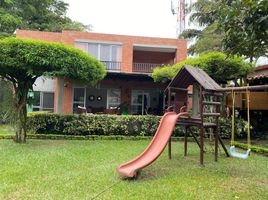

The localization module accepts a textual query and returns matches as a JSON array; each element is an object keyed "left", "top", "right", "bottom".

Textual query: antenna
[
  {"left": 170, "top": 0, "right": 186, "bottom": 37},
  {"left": 171, "top": 0, "right": 176, "bottom": 15}
]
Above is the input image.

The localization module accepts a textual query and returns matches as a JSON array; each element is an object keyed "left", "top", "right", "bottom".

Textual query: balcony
[
  {"left": 101, "top": 61, "right": 121, "bottom": 72},
  {"left": 133, "top": 63, "right": 164, "bottom": 73}
]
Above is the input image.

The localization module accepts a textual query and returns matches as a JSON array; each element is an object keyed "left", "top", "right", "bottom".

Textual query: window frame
[
  {"left": 106, "top": 88, "right": 121, "bottom": 109},
  {"left": 72, "top": 87, "right": 86, "bottom": 112}
]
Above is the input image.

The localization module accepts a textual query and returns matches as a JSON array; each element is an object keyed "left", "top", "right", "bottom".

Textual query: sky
[
  {"left": 63, "top": 0, "right": 178, "bottom": 38},
  {"left": 63, "top": 0, "right": 268, "bottom": 65}
]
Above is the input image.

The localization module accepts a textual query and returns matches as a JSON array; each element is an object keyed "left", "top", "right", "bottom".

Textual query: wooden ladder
[{"left": 199, "top": 89, "right": 229, "bottom": 165}]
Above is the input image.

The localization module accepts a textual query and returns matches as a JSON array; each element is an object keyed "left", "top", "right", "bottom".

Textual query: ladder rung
[
  {"left": 203, "top": 122, "right": 217, "bottom": 127},
  {"left": 203, "top": 91, "right": 223, "bottom": 97},
  {"left": 203, "top": 101, "right": 221, "bottom": 105},
  {"left": 203, "top": 113, "right": 221, "bottom": 117}
]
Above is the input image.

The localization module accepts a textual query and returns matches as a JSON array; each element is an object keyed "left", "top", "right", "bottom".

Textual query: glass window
[
  {"left": 73, "top": 88, "right": 86, "bottom": 112},
  {"left": 88, "top": 43, "right": 99, "bottom": 58},
  {"left": 43, "top": 93, "right": 54, "bottom": 110},
  {"left": 111, "top": 45, "right": 122, "bottom": 62},
  {"left": 75, "top": 42, "right": 122, "bottom": 63},
  {"left": 33, "top": 91, "right": 41, "bottom": 107},
  {"left": 100, "top": 44, "right": 111, "bottom": 61},
  {"left": 75, "top": 42, "right": 88, "bottom": 52},
  {"left": 31, "top": 91, "right": 54, "bottom": 111},
  {"left": 107, "top": 89, "right": 121, "bottom": 109},
  {"left": 73, "top": 88, "right": 85, "bottom": 102}
]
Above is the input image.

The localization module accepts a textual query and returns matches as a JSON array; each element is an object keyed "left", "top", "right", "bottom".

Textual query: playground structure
[
  {"left": 117, "top": 65, "right": 268, "bottom": 178},
  {"left": 165, "top": 65, "right": 229, "bottom": 165}
]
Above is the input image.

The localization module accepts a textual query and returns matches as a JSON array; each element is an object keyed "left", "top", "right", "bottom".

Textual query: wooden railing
[
  {"left": 101, "top": 61, "right": 121, "bottom": 72},
  {"left": 133, "top": 63, "right": 163, "bottom": 73}
]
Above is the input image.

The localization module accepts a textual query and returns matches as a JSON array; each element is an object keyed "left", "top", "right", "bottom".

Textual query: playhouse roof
[{"left": 167, "top": 65, "right": 222, "bottom": 91}]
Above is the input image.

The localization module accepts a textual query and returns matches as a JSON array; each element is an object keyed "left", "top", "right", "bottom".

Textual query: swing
[{"left": 229, "top": 88, "right": 251, "bottom": 159}]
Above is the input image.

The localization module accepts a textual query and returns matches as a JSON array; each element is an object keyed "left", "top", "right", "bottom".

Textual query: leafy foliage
[
  {"left": 27, "top": 113, "right": 249, "bottom": 139},
  {"left": 0, "top": 0, "right": 90, "bottom": 37},
  {"left": 220, "top": 0, "right": 268, "bottom": 61},
  {"left": 0, "top": 38, "right": 106, "bottom": 84},
  {"left": 151, "top": 52, "right": 254, "bottom": 83},
  {"left": 0, "top": 79, "right": 15, "bottom": 124},
  {"left": 0, "top": 38, "right": 105, "bottom": 142},
  {"left": 179, "top": 0, "right": 225, "bottom": 54},
  {"left": 181, "top": 23, "right": 224, "bottom": 55},
  {"left": 183, "top": 0, "right": 268, "bottom": 59}
]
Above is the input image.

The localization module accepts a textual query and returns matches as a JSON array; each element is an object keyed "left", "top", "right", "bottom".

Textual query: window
[
  {"left": 131, "top": 90, "right": 150, "bottom": 115},
  {"left": 73, "top": 88, "right": 86, "bottom": 112},
  {"left": 107, "top": 89, "right": 121, "bottom": 109},
  {"left": 75, "top": 41, "right": 122, "bottom": 71},
  {"left": 32, "top": 91, "right": 54, "bottom": 111}
]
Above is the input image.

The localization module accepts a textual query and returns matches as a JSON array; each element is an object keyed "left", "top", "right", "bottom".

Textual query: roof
[
  {"left": 166, "top": 65, "right": 222, "bottom": 91},
  {"left": 247, "top": 64, "right": 268, "bottom": 80}
]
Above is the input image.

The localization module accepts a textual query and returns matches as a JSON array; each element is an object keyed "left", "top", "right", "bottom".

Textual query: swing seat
[{"left": 229, "top": 146, "right": 251, "bottom": 159}]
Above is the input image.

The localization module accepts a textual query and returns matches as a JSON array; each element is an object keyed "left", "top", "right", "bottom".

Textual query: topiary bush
[
  {"left": 151, "top": 52, "right": 254, "bottom": 84},
  {"left": 27, "top": 113, "right": 250, "bottom": 139},
  {"left": 27, "top": 114, "right": 177, "bottom": 136}
]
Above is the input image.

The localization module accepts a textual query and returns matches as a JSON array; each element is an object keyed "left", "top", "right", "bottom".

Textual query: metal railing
[
  {"left": 133, "top": 63, "right": 164, "bottom": 73},
  {"left": 101, "top": 61, "right": 121, "bottom": 72}
]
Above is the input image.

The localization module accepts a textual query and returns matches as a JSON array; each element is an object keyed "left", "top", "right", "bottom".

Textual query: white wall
[{"left": 33, "top": 77, "right": 54, "bottom": 92}]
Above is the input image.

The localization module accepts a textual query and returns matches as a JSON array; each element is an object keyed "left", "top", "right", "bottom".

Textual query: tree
[
  {"left": 151, "top": 52, "right": 254, "bottom": 84},
  {"left": 179, "top": 0, "right": 225, "bottom": 55},
  {"left": 180, "top": 23, "right": 224, "bottom": 55},
  {"left": 0, "top": 0, "right": 90, "bottom": 37},
  {"left": 220, "top": 0, "right": 268, "bottom": 61},
  {"left": 181, "top": 0, "right": 268, "bottom": 60},
  {"left": 0, "top": 79, "right": 14, "bottom": 124},
  {"left": 0, "top": 38, "right": 106, "bottom": 143}
]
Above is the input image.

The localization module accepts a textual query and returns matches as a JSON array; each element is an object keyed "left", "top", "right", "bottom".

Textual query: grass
[
  {"left": 0, "top": 124, "right": 15, "bottom": 134},
  {"left": 0, "top": 140, "right": 267, "bottom": 200}
]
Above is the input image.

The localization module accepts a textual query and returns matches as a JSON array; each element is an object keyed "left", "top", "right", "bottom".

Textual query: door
[{"left": 131, "top": 90, "right": 150, "bottom": 115}]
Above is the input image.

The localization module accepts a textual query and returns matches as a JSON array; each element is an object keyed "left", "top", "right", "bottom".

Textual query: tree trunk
[
  {"left": 14, "top": 104, "right": 27, "bottom": 143},
  {"left": 13, "top": 84, "right": 29, "bottom": 143}
]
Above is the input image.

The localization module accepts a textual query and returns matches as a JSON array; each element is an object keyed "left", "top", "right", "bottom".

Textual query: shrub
[
  {"left": 151, "top": 52, "right": 254, "bottom": 84},
  {"left": 27, "top": 113, "right": 250, "bottom": 139},
  {"left": 27, "top": 114, "right": 183, "bottom": 136}
]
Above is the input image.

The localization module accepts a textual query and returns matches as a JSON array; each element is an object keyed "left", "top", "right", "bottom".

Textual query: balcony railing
[
  {"left": 101, "top": 61, "right": 121, "bottom": 72},
  {"left": 133, "top": 63, "right": 164, "bottom": 73}
]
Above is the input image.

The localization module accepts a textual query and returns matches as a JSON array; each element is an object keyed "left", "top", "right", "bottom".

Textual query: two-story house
[{"left": 16, "top": 30, "right": 187, "bottom": 115}]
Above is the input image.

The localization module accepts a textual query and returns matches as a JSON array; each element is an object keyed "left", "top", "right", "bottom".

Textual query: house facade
[{"left": 16, "top": 30, "right": 187, "bottom": 115}]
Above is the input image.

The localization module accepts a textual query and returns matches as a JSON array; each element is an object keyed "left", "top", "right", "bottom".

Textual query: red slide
[{"left": 117, "top": 111, "right": 188, "bottom": 178}]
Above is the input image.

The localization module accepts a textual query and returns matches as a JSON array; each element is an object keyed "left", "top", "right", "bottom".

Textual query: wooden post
[
  {"left": 184, "top": 126, "right": 188, "bottom": 156},
  {"left": 168, "top": 88, "right": 171, "bottom": 108},
  {"left": 168, "top": 138, "right": 172, "bottom": 159},
  {"left": 219, "top": 136, "right": 230, "bottom": 157},
  {"left": 168, "top": 87, "right": 172, "bottom": 160},
  {"left": 214, "top": 96, "right": 219, "bottom": 162},
  {"left": 214, "top": 127, "right": 218, "bottom": 162},
  {"left": 199, "top": 86, "right": 204, "bottom": 165},
  {"left": 192, "top": 82, "right": 200, "bottom": 117}
]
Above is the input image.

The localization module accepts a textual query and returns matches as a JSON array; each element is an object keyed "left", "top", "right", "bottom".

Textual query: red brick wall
[
  {"left": 62, "top": 79, "right": 73, "bottom": 113},
  {"left": 16, "top": 30, "right": 187, "bottom": 71},
  {"left": 16, "top": 30, "right": 62, "bottom": 43},
  {"left": 16, "top": 30, "right": 187, "bottom": 114}
]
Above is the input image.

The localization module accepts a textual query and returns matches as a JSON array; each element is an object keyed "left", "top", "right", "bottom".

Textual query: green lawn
[
  {"left": 0, "top": 124, "right": 15, "bottom": 134},
  {"left": 0, "top": 140, "right": 267, "bottom": 200}
]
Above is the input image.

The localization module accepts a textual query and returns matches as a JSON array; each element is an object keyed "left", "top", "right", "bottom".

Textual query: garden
[
  {"left": 0, "top": 138, "right": 267, "bottom": 200},
  {"left": 0, "top": 113, "right": 268, "bottom": 199},
  {"left": 0, "top": 0, "right": 268, "bottom": 199}
]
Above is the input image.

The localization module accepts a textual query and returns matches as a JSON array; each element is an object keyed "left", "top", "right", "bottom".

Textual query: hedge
[
  {"left": 27, "top": 113, "right": 250, "bottom": 139},
  {"left": 233, "top": 142, "right": 268, "bottom": 156}
]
